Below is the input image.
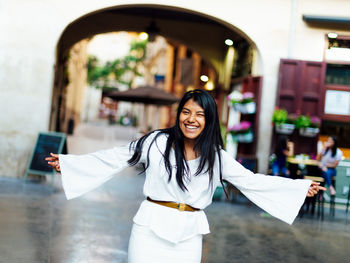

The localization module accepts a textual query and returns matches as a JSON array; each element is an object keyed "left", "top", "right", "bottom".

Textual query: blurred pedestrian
[
  {"left": 317, "top": 136, "right": 342, "bottom": 195},
  {"left": 272, "top": 135, "right": 292, "bottom": 177},
  {"left": 46, "top": 89, "right": 324, "bottom": 263}
]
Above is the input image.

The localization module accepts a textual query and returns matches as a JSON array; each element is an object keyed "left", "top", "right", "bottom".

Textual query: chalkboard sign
[{"left": 25, "top": 132, "right": 66, "bottom": 178}]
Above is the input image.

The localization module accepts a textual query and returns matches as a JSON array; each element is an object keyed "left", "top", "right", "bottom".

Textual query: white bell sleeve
[
  {"left": 220, "top": 150, "right": 311, "bottom": 225},
  {"left": 59, "top": 143, "right": 136, "bottom": 200}
]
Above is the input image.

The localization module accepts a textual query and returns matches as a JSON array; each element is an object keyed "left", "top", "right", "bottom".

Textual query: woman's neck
[{"left": 184, "top": 139, "right": 198, "bottom": 161}]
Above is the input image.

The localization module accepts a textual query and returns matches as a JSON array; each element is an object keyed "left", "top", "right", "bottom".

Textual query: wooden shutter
[
  {"left": 277, "top": 59, "right": 301, "bottom": 113},
  {"left": 276, "top": 59, "right": 326, "bottom": 156},
  {"left": 299, "top": 61, "right": 326, "bottom": 116},
  {"left": 277, "top": 59, "right": 326, "bottom": 115}
]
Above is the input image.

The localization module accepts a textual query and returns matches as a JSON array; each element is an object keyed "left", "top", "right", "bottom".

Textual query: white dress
[{"left": 59, "top": 132, "right": 311, "bottom": 262}]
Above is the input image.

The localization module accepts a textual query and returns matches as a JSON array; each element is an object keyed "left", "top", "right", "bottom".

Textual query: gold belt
[{"left": 146, "top": 197, "right": 200, "bottom": 212}]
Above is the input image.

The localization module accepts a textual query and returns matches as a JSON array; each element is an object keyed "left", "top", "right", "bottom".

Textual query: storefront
[{"left": 272, "top": 32, "right": 350, "bottom": 203}]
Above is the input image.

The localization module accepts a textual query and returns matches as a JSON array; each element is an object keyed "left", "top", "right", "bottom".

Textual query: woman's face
[
  {"left": 327, "top": 137, "right": 335, "bottom": 148},
  {"left": 179, "top": 98, "right": 206, "bottom": 141}
]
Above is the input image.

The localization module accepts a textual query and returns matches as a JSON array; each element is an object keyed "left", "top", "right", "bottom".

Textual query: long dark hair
[
  {"left": 275, "top": 135, "right": 288, "bottom": 157},
  {"left": 324, "top": 135, "right": 338, "bottom": 157},
  {"left": 128, "top": 89, "right": 225, "bottom": 194}
]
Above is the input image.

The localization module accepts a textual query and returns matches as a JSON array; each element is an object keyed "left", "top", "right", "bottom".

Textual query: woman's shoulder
[
  {"left": 151, "top": 129, "right": 169, "bottom": 140},
  {"left": 336, "top": 148, "right": 343, "bottom": 157},
  {"left": 218, "top": 148, "right": 236, "bottom": 161},
  {"left": 141, "top": 129, "right": 169, "bottom": 148}
]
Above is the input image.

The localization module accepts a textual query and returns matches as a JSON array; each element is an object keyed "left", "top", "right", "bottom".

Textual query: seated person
[
  {"left": 272, "top": 135, "right": 292, "bottom": 177},
  {"left": 317, "top": 136, "right": 343, "bottom": 196}
]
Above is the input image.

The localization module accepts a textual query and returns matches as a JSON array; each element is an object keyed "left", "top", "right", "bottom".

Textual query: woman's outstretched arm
[
  {"left": 219, "top": 149, "right": 325, "bottom": 225},
  {"left": 45, "top": 145, "right": 136, "bottom": 200},
  {"left": 44, "top": 132, "right": 159, "bottom": 200}
]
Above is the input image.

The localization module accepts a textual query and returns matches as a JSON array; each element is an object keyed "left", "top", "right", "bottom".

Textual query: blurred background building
[{"left": 1, "top": 0, "right": 350, "bottom": 183}]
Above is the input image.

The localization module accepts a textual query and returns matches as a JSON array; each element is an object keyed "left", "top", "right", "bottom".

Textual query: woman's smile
[{"left": 184, "top": 124, "right": 199, "bottom": 130}]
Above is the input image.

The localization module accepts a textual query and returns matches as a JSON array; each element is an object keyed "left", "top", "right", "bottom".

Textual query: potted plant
[
  {"left": 236, "top": 92, "right": 256, "bottom": 114},
  {"left": 272, "top": 108, "right": 295, "bottom": 134},
  {"left": 297, "top": 115, "right": 320, "bottom": 137},
  {"left": 227, "top": 121, "right": 254, "bottom": 143},
  {"left": 227, "top": 91, "right": 256, "bottom": 114},
  {"left": 227, "top": 90, "right": 242, "bottom": 105},
  {"left": 310, "top": 116, "right": 321, "bottom": 129}
]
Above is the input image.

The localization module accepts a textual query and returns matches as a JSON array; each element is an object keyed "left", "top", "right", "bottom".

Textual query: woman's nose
[{"left": 188, "top": 114, "right": 195, "bottom": 122}]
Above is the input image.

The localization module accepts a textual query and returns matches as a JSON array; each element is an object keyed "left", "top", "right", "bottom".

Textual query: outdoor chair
[
  {"left": 301, "top": 175, "right": 325, "bottom": 220},
  {"left": 346, "top": 181, "right": 350, "bottom": 214},
  {"left": 329, "top": 176, "right": 336, "bottom": 218}
]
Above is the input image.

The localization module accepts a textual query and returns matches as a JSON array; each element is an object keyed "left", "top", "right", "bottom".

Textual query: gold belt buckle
[{"left": 177, "top": 203, "right": 186, "bottom": 211}]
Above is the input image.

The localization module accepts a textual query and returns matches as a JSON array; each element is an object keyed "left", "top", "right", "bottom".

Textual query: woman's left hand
[
  {"left": 45, "top": 153, "right": 61, "bottom": 172},
  {"left": 307, "top": 182, "right": 327, "bottom": 197}
]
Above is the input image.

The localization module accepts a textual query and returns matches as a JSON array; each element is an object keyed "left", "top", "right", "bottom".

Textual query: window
[
  {"left": 326, "top": 64, "right": 350, "bottom": 86},
  {"left": 321, "top": 120, "right": 350, "bottom": 148}
]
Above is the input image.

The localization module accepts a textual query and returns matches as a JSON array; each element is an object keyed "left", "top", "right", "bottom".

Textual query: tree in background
[{"left": 87, "top": 39, "right": 147, "bottom": 90}]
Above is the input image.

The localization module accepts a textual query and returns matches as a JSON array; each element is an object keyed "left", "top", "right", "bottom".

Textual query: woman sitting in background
[{"left": 317, "top": 136, "right": 343, "bottom": 196}]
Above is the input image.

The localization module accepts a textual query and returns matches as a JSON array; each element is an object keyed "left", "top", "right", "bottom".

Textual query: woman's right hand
[{"left": 45, "top": 153, "right": 61, "bottom": 172}]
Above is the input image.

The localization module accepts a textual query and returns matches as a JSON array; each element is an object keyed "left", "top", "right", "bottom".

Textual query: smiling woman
[
  {"left": 45, "top": 89, "right": 324, "bottom": 263},
  {"left": 179, "top": 98, "right": 206, "bottom": 159}
]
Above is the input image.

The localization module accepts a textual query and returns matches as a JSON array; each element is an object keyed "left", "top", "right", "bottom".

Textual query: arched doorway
[{"left": 50, "top": 4, "right": 259, "bottom": 133}]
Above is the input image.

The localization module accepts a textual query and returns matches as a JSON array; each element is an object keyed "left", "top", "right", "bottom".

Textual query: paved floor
[{"left": 1, "top": 123, "right": 350, "bottom": 263}]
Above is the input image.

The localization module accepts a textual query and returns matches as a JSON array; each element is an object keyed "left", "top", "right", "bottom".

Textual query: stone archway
[{"left": 50, "top": 4, "right": 260, "bottom": 134}]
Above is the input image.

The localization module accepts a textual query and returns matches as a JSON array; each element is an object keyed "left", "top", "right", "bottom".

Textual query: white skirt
[{"left": 128, "top": 223, "right": 203, "bottom": 263}]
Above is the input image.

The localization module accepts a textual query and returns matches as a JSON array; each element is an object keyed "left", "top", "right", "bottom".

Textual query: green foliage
[
  {"left": 286, "top": 113, "right": 298, "bottom": 124},
  {"left": 295, "top": 115, "right": 311, "bottom": 129},
  {"left": 87, "top": 39, "right": 148, "bottom": 89},
  {"left": 87, "top": 56, "right": 109, "bottom": 88},
  {"left": 272, "top": 109, "right": 288, "bottom": 124}
]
